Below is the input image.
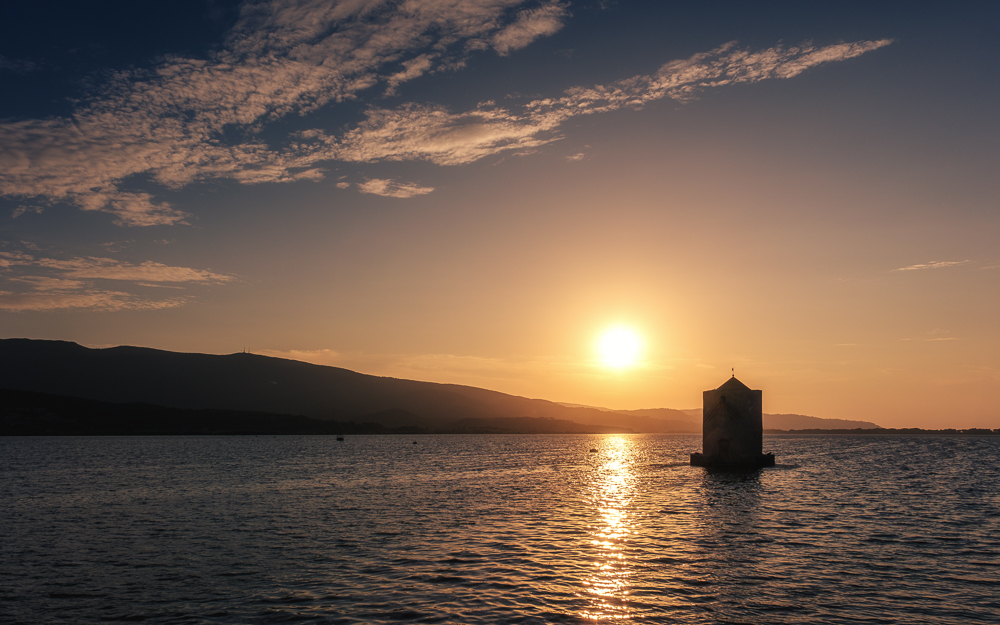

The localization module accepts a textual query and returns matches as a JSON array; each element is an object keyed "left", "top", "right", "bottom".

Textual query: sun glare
[{"left": 597, "top": 327, "right": 642, "bottom": 368}]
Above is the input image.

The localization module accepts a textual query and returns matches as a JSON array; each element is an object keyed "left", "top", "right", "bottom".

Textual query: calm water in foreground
[{"left": 1, "top": 434, "right": 998, "bottom": 624}]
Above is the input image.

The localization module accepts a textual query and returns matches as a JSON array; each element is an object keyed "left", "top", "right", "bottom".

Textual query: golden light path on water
[{"left": 580, "top": 435, "right": 636, "bottom": 621}]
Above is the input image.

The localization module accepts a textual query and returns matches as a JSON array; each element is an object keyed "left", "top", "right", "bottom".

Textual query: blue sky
[{"left": 1, "top": 1, "right": 998, "bottom": 426}]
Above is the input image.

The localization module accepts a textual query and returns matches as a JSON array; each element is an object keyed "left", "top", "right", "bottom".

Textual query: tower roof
[{"left": 716, "top": 376, "right": 750, "bottom": 392}]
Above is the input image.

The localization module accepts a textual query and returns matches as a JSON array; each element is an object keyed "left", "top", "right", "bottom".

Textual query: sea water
[{"left": 1, "top": 434, "right": 998, "bottom": 624}]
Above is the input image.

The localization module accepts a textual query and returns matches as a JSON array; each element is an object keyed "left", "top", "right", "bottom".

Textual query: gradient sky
[{"left": 2, "top": 1, "right": 998, "bottom": 428}]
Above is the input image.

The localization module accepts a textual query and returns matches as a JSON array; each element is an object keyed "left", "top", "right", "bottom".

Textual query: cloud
[
  {"left": 332, "top": 103, "right": 558, "bottom": 166},
  {"left": 11, "top": 205, "right": 45, "bottom": 219},
  {"left": 0, "top": 0, "right": 889, "bottom": 224},
  {"left": 0, "top": 251, "right": 232, "bottom": 312},
  {"left": 0, "top": 0, "right": 565, "bottom": 225},
  {"left": 894, "top": 260, "right": 970, "bottom": 271},
  {"left": 10, "top": 276, "right": 86, "bottom": 291},
  {"left": 0, "top": 251, "right": 34, "bottom": 268},
  {"left": 29, "top": 257, "right": 233, "bottom": 283},
  {"left": 0, "top": 291, "right": 188, "bottom": 312},
  {"left": 492, "top": 1, "right": 569, "bottom": 56},
  {"left": 358, "top": 178, "right": 435, "bottom": 198},
  {"left": 899, "top": 329, "right": 959, "bottom": 342},
  {"left": 328, "top": 39, "right": 893, "bottom": 167}
]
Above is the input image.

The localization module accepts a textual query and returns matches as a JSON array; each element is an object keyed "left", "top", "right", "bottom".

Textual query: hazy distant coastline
[
  {"left": 561, "top": 403, "right": 883, "bottom": 432},
  {"left": 4, "top": 387, "right": 996, "bottom": 436},
  {"left": 766, "top": 428, "right": 998, "bottom": 436}
]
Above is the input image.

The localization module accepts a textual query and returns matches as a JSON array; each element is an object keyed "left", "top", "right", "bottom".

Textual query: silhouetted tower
[{"left": 691, "top": 377, "right": 774, "bottom": 467}]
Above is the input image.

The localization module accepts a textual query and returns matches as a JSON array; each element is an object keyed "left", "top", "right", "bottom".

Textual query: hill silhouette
[
  {"left": 0, "top": 339, "right": 881, "bottom": 434},
  {"left": 0, "top": 388, "right": 630, "bottom": 435},
  {"left": 0, "top": 339, "right": 633, "bottom": 433}
]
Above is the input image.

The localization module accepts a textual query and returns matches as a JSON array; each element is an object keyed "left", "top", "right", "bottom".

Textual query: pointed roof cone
[{"left": 716, "top": 377, "right": 751, "bottom": 391}]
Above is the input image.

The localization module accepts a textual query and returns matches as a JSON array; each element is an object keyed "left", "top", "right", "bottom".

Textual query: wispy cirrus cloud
[
  {"left": 894, "top": 260, "right": 970, "bottom": 271},
  {"left": 0, "top": 251, "right": 232, "bottom": 311},
  {"left": 0, "top": 290, "right": 189, "bottom": 313},
  {"left": 325, "top": 38, "right": 894, "bottom": 167},
  {"left": 0, "top": 0, "right": 889, "bottom": 226},
  {"left": 899, "top": 329, "right": 959, "bottom": 342},
  {"left": 899, "top": 337, "right": 959, "bottom": 342},
  {"left": 358, "top": 178, "right": 435, "bottom": 198},
  {"left": 29, "top": 257, "right": 233, "bottom": 283},
  {"left": 0, "top": 0, "right": 568, "bottom": 225}
]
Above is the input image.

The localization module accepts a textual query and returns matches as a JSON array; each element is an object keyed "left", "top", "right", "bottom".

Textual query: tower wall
[{"left": 702, "top": 386, "right": 763, "bottom": 461}]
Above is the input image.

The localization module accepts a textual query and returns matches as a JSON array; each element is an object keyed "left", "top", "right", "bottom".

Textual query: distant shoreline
[
  {"left": 766, "top": 428, "right": 999, "bottom": 436},
  {"left": 3, "top": 385, "right": 996, "bottom": 438}
]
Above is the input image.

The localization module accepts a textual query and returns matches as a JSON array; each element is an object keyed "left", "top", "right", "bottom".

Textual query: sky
[{"left": 1, "top": 1, "right": 998, "bottom": 428}]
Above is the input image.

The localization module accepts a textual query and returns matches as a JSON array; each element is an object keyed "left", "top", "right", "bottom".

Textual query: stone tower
[{"left": 690, "top": 376, "right": 774, "bottom": 467}]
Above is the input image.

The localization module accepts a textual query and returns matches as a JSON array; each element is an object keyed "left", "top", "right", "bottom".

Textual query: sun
[{"left": 597, "top": 327, "right": 643, "bottom": 368}]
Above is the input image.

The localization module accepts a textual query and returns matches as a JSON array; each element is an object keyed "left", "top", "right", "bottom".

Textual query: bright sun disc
[{"left": 597, "top": 327, "right": 642, "bottom": 368}]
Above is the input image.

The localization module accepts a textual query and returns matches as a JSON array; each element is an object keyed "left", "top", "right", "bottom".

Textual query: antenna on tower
[{"left": 732, "top": 367, "right": 735, "bottom": 378}]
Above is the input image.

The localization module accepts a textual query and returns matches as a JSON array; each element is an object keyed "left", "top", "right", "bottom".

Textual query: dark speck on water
[{"left": 1, "top": 434, "right": 998, "bottom": 623}]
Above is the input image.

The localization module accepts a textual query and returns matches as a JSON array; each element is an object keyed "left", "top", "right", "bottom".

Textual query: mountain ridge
[
  {"left": 0, "top": 339, "right": 636, "bottom": 432},
  {"left": 0, "top": 338, "right": 880, "bottom": 432}
]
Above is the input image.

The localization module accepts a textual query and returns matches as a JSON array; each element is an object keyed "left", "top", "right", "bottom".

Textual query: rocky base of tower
[{"left": 690, "top": 452, "right": 775, "bottom": 469}]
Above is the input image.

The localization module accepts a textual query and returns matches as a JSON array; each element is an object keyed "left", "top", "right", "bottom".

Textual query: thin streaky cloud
[
  {"left": 10, "top": 276, "right": 86, "bottom": 292},
  {"left": 898, "top": 336, "right": 959, "bottom": 342},
  {"left": 0, "top": 252, "right": 233, "bottom": 311},
  {"left": 318, "top": 39, "right": 894, "bottom": 167},
  {"left": 2, "top": 255, "right": 234, "bottom": 283},
  {"left": 135, "top": 282, "right": 187, "bottom": 289},
  {"left": 0, "top": 291, "right": 188, "bottom": 312},
  {"left": 0, "top": 252, "right": 34, "bottom": 267},
  {"left": 358, "top": 178, "right": 435, "bottom": 198},
  {"left": 894, "top": 260, "right": 970, "bottom": 271}
]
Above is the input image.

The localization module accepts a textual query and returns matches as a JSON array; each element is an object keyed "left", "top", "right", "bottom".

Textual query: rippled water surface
[{"left": 2, "top": 434, "right": 999, "bottom": 624}]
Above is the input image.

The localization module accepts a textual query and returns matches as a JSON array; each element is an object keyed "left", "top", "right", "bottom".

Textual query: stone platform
[{"left": 690, "top": 452, "right": 775, "bottom": 469}]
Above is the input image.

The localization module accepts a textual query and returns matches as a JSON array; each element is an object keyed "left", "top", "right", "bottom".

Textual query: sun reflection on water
[{"left": 579, "top": 435, "right": 636, "bottom": 621}]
